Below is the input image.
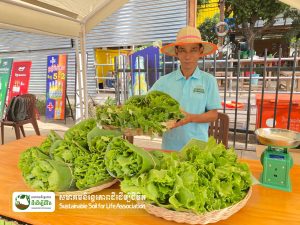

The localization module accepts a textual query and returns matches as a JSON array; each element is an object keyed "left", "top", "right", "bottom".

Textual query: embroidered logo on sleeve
[{"left": 193, "top": 85, "right": 205, "bottom": 93}]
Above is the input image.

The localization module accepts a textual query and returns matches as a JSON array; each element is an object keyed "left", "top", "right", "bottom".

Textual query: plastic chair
[
  {"left": 208, "top": 112, "right": 229, "bottom": 148},
  {"left": 1, "top": 94, "right": 40, "bottom": 144}
]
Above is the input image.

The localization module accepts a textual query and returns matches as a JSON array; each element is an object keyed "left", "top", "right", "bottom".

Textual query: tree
[
  {"left": 226, "top": 0, "right": 289, "bottom": 50},
  {"left": 283, "top": 9, "right": 300, "bottom": 47},
  {"left": 198, "top": 13, "right": 219, "bottom": 44},
  {"left": 197, "top": 0, "right": 209, "bottom": 5}
]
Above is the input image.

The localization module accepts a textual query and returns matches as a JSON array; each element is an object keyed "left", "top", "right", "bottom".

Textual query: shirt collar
[{"left": 175, "top": 66, "right": 201, "bottom": 80}]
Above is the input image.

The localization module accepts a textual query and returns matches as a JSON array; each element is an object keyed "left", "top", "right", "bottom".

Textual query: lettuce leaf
[{"left": 105, "top": 137, "right": 159, "bottom": 179}]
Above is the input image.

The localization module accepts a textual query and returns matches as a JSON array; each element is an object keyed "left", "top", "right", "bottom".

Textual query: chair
[
  {"left": 208, "top": 112, "right": 229, "bottom": 148},
  {"left": 1, "top": 94, "right": 40, "bottom": 144}
]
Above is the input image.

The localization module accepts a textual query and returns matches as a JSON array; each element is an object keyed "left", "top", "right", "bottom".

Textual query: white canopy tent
[{"left": 0, "top": 0, "right": 128, "bottom": 119}]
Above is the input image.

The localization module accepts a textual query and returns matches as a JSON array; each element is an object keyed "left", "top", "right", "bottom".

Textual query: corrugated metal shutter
[
  {"left": 0, "top": 48, "right": 76, "bottom": 97},
  {"left": 85, "top": 0, "right": 187, "bottom": 96},
  {"left": 0, "top": 29, "right": 72, "bottom": 53},
  {"left": 86, "top": 0, "right": 187, "bottom": 47},
  {"left": 0, "top": 28, "right": 75, "bottom": 97},
  {"left": 0, "top": 0, "right": 187, "bottom": 98}
]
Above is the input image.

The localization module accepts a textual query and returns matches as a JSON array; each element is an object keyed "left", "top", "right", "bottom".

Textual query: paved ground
[{"left": 1, "top": 116, "right": 258, "bottom": 160}]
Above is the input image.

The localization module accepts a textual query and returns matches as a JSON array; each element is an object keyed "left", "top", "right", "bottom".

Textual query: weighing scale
[{"left": 255, "top": 128, "right": 300, "bottom": 192}]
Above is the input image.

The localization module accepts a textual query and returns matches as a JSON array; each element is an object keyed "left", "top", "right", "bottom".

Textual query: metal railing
[{"left": 99, "top": 47, "right": 300, "bottom": 151}]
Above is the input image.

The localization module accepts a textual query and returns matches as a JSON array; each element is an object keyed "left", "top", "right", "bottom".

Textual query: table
[{"left": 1, "top": 136, "right": 300, "bottom": 225}]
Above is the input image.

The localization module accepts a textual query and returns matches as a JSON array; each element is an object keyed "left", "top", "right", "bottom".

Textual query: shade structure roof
[
  {"left": 279, "top": 0, "right": 300, "bottom": 10},
  {"left": 0, "top": 0, "right": 128, "bottom": 37}
]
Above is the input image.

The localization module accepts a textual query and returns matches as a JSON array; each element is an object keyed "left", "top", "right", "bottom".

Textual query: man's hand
[
  {"left": 166, "top": 108, "right": 191, "bottom": 129},
  {"left": 164, "top": 109, "right": 218, "bottom": 130}
]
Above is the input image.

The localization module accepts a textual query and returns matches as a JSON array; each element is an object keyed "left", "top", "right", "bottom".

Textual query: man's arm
[{"left": 167, "top": 109, "right": 218, "bottom": 129}]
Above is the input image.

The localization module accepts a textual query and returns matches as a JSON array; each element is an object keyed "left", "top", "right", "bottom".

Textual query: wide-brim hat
[{"left": 161, "top": 26, "right": 218, "bottom": 57}]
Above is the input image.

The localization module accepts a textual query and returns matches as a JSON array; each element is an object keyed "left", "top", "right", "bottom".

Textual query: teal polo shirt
[{"left": 150, "top": 67, "right": 221, "bottom": 151}]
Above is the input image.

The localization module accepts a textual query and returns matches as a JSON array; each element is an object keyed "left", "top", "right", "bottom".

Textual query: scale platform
[{"left": 255, "top": 128, "right": 300, "bottom": 192}]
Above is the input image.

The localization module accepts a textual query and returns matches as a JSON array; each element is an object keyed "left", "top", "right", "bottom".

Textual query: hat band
[{"left": 177, "top": 35, "right": 201, "bottom": 41}]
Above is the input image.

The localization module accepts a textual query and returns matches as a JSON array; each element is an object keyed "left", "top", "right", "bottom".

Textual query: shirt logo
[{"left": 193, "top": 86, "right": 204, "bottom": 93}]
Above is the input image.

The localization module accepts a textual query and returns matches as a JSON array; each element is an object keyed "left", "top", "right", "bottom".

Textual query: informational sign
[
  {"left": 45, "top": 54, "right": 67, "bottom": 120},
  {"left": 0, "top": 58, "right": 13, "bottom": 118},
  {"left": 7, "top": 61, "right": 32, "bottom": 104}
]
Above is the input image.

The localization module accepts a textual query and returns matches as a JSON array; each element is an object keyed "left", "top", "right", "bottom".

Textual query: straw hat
[{"left": 161, "top": 26, "right": 218, "bottom": 57}]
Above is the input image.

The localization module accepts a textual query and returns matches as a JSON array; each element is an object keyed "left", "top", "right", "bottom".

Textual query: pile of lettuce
[
  {"left": 105, "top": 137, "right": 159, "bottom": 179},
  {"left": 18, "top": 119, "right": 121, "bottom": 192},
  {"left": 19, "top": 146, "right": 74, "bottom": 192},
  {"left": 96, "top": 91, "right": 184, "bottom": 135},
  {"left": 120, "top": 137, "right": 252, "bottom": 214}
]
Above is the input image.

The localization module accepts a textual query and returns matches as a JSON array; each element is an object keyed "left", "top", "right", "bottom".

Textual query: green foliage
[
  {"left": 198, "top": 13, "right": 219, "bottom": 44},
  {"left": 39, "top": 130, "right": 62, "bottom": 155},
  {"left": 226, "top": 0, "right": 290, "bottom": 49},
  {"left": 74, "top": 152, "right": 113, "bottom": 190},
  {"left": 64, "top": 118, "right": 97, "bottom": 148},
  {"left": 36, "top": 98, "right": 46, "bottom": 116},
  {"left": 96, "top": 91, "right": 184, "bottom": 136},
  {"left": 283, "top": 9, "right": 300, "bottom": 45},
  {"left": 19, "top": 121, "right": 116, "bottom": 191},
  {"left": 105, "top": 137, "right": 159, "bottom": 179},
  {"left": 19, "top": 147, "right": 74, "bottom": 192},
  {"left": 121, "top": 137, "right": 252, "bottom": 214},
  {"left": 197, "top": 0, "right": 209, "bottom": 6},
  {"left": 227, "top": 0, "right": 289, "bottom": 25}
]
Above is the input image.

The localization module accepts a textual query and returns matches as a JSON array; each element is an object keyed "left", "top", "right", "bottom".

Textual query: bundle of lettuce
[
  {"left": 18, "top": 120, "right": 121, "bottom": 192},
  {"left": 73, "top": 127, "right": 121, "bottom": 190},
  {"left": 64, "top": 118, "right": 97, "bottom": 148},
  {"left": 96, "top": 91, "right": 184, "bottom": 136},
  {"left": 18, "top": 147, "right": 74, "bottom": 192},
  {"left": 105, "top": 137, "right": 159, "bottom": 179},
  {"left": 120, "top": 137, "right": 252, "bottom": 214},
  {"left": 39, "top": 130, "right": 62, "bottom": 155}
]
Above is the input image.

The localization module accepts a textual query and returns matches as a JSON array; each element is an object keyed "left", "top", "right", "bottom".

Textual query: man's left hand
[{"left": 168, "top": 109, "right": 191, "bottom": 129}]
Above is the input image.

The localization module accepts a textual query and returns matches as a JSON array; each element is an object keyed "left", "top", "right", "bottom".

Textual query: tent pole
[
  {"left": 79, "top": 25, "right": 89, "bottom": 118},
  {"left": 75, "top": 38, "right": 84, "bottom": 120}
]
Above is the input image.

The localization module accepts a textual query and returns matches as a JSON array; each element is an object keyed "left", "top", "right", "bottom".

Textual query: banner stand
[{"left": 65, "top": 95, "right": 75, "bottom": 123}]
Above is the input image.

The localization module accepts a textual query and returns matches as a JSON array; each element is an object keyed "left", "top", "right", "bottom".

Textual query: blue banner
[{"left": 45, "top": 54, "right": 67, "bottom": 120}]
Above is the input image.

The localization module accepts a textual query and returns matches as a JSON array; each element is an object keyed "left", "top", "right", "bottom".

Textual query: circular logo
[{"left": 15, "top": 194, "right": 30, "bottom": 210}]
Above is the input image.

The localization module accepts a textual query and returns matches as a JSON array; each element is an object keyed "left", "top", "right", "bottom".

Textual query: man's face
[{"left": 175, "top": 43, "right": 203, "bottom": 70}]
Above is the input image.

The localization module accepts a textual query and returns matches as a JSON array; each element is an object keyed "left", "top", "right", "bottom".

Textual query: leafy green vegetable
[
  {"left": 120, "top": 137, "right": 252, "bottom": 214},
  {"left": 105, "top": 137, "right": 159, "bottom": 179},
  {"left": 19, "top": 147, "right": 74, "bottom": 191},
  {"left": 19, "top": 147, "right": 50, "bottom": 177},
  {"left": 50, "top": 140, "right": 88, "bottom": 164},
  {"left": 64, "top": 118, "right": 97, "bottom": 148},
  {"left": 26, "top": 159, "right": 74, "bottom": 192},
  {"left": 39, "top": 130, "right": 62, "bottom": 155},
  {"left": 96, "top": 90, "right": 184, "bottom": 136},
  {"left": 74, "top": 152, "right": 113, "bottom": 190},
  {"left": 87, "top": 127, "right": 122, "bottom": 153}
]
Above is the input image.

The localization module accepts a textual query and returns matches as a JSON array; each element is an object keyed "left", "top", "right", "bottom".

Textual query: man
[{"left": 150, "top": 26, "right": 221, "bottom": 150}]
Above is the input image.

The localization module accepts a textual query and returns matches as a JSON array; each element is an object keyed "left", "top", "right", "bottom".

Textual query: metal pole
[
  {"left": 273, "top": 48, "right": 282, "bottom": 128},
  {"left": 287, "top": 45, "right": 297, "bottom": 129},
  {"left": 233, "top": 50, "right": 241, "bottom": 148},
  {"left": 79, "top": 26, "right": 88, "bottom": 119},
  {"left": 75, "top": 38, "right": 83, "bottom": 121}
]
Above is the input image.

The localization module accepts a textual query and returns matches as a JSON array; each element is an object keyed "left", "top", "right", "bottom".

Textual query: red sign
[{"left": 7, "top": 61, "right": 32, "bottom": 104}]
